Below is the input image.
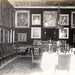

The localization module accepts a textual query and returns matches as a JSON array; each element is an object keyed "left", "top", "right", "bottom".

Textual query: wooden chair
[
  {"left": 31, "top": 48, "right": 41, "bottom": 67},
  {"left": 55, "top": 54, "right": 71, "bottom": 72}
]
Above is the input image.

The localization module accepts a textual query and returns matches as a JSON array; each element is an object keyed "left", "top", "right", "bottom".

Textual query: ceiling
[{"left": 8, "top": 0, "right": 75, "bottom": 8}]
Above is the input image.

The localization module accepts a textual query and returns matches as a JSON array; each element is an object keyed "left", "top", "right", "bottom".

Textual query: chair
[
  {"left": 55, "top": 54, "right": 71, "bottom": 72},
  {"left": 31, "top": 48, "right": 41, "bottom": 67},
  {"left": 25, "top": 48, "right": 31, "bottom": 55}
]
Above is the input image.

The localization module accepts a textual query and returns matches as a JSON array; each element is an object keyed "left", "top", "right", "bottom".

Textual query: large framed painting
[
  {"left": 43, "top": 11, "right": 57, "bottom": 28},
  {"left": 73, "top": 34, "right": 75, "bottom": 43},
  {"left": 32, "top": 14, "right": 41, "bottom": 25},
  {"left": 15, "top": 10, "right": 30, "bottom": 28},
  {"left": 18, "top": 33, "right": 27, "bottom": 42},
  {"left": 59, "top": 28, "right": 69, "bottom": 39},
  {"left": 31, "top": 27, "right": 41, "bottom": 39},
  {"left": 60, "top": 14, "right": 69, "bottom": 25},
  {"left": 71, "top": 11, "right": 75, "bottom": 28}
]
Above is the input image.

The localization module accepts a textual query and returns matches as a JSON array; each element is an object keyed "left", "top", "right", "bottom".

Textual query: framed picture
[
  {"left": 18, "top": 33, "right": 27, "bottom": 42},
  {"left": 43, "top": 11, "right": 57, "bottom": 28},
  {"left": 71, "top": 11, "right": 75, "bottom": 28},
  {"left": 60, "top": 14, "right": 69, "bottom": 25},
  {"left": 59, "top": 28, "right": 69, "bottom": 39},
  {"left": 73, "top": 34, "right": 75, "bottom": 43},
  {"left": 31, "top": 27, "right": 41, "bottom": 39},
  {"left": 15, "top": 10, "right": 30, "bottom": 28},
  {"left": 32, "top": 14, "right": 41, "bottom": 25}
]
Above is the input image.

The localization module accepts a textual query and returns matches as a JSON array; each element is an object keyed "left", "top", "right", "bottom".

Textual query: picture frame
[
  {"left": 32, "top": 14, "right": 41, "bottom": 25},
  {"left": 18, "top": 33, "right": 27, "bottom": 42},
  {"left": 60, "top": 14, "right": 69, "bottom": 25},
  {"left": 43, "top": 11, "right": 57, "bottom": 28},
  {"left": 73, "top": 34, "right": 75, "bottom": 43},
  {"left": 31, "top": 27, "right": 41, "bottom": 39},
  {"left": 59, "top": 28, "right": 69, "bottom": 39},
  {"left": 71, "top": 11, "right": 75, "bottom": 28},
  {"left": 15, "top": 10, "right": 30, "bottom": 28}
]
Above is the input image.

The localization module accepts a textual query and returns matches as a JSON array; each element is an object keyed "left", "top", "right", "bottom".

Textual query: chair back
[{"left": 58, "top": 54, "right": 71, "bottom": 70}]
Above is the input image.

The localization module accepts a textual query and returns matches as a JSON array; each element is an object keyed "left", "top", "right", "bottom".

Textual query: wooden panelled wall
[{"left": 14, "top": 8, "right": 75, "bottom": 47}]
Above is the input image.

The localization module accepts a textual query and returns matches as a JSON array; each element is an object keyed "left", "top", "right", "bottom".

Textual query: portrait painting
[
  {"left": 43, "top": 11, "right": 57, "bottom": 28},
  {"left": 32, "top": 14, "right": 41, "bottom": 25},
  {"left": 60, "top": 14, "right": 69, "bottom": 25},
  {"left": 71, "top": 11, "right": 75, "bottom": 28},
  {"left": 18, "top": 33, "right": 27, "bottom": 42},
  {"left": 15, "top": 10, "right": 30, "bottom": 28},
  {"left": 31, "top": 27, "right": 41, "bottom": 39},
  {"left": 59, "top": 28, "right": 69, "bottom": 39}
]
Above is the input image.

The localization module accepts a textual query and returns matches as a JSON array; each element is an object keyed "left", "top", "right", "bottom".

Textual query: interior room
[{"left": 0, "top": 0, "right": 75, "bottom": 75}]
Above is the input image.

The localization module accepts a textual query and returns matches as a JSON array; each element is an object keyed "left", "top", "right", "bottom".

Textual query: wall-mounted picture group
[{"left": 15, "top": 10, "right": 75, "bottom": 40}]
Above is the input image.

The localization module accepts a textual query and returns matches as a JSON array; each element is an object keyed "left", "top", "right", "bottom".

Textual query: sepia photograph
[{"left": 0, "top": 0, "right": 75, "bottom": 75}]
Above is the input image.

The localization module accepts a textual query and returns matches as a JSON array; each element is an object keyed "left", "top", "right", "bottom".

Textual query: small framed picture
[
  {"left": 43, "top": 11, "right": 57, "bottom": 28},
  {"left": 31, "top": 27, "right": 41, "bottom": 39},
  {"left": 15, "top": 10, "right": 30, "bottom": 28},
  {"left": 73, "top": 34, "right": 75, "bottom": 43},
  {"left": 71, "top": 11, "right": 75, "bottom": 28},
  {"left": 32, "top": 14, "right": 41, "bottom": 25},
  {"left": 59, "top": 28, "right": 69, "bottom": 39},
  {"left": 60, "top": 14, "right": 69, "bottom": 25},
  {"left": 18, "top": 33, "right": 27, "bottom": 42}
]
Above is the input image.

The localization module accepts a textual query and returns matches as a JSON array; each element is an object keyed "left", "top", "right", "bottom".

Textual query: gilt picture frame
[{"left": 15, "top": 10, "right": 30, "bottom": 28}]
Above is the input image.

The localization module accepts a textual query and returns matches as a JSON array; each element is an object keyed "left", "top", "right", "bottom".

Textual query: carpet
[{"left": 0, "top": 57, "right": 42, "bottom": 75}]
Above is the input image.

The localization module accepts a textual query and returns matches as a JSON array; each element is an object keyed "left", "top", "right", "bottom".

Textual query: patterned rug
[{"left": 0, "top": 57, "right": 42, "bottom": 75}]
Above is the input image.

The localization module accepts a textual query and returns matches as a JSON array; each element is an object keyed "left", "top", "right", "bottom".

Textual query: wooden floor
[{"left": 0, "top": 56, "right": 75, "bottom": 75}]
